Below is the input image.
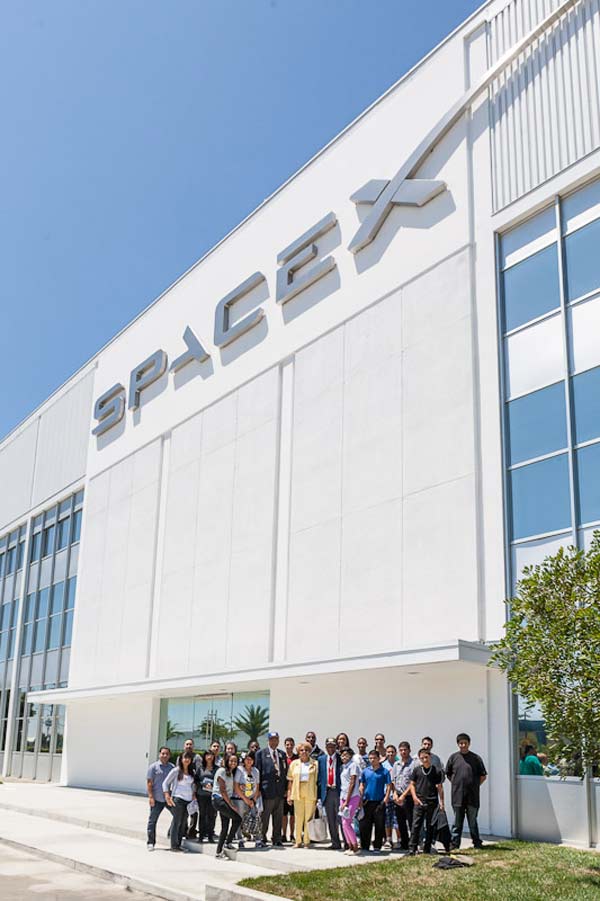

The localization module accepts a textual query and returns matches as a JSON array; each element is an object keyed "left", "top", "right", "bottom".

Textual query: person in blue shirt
[
  {"left": 358, "top": 749, "right": 392, "bottom": 852},
  {"left": 146, "top": 746, "right": 174, "bottom": 850}
]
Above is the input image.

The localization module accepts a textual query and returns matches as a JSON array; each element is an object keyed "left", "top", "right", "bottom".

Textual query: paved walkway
[
  {"left": 0, "top": 843, "right": 154, "bottom": 900},
  {"left": 0, "top": 781, "right": 428, "bottom": 899}
]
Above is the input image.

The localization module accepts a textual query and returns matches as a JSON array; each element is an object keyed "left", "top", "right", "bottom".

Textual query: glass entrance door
[{"left": 159, "top": 691, "right": 270, "bottom": 758}]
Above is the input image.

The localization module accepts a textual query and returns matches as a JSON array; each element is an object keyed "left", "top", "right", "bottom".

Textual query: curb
[{"left": 205, "top": 884, "right": 293, "bottom": 901}]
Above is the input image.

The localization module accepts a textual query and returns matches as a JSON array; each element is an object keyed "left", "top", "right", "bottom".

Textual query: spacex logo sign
[
  {"left": 92, "top": 173, "right": 445, "bottom": 439},
  {"left": 92, "top": 0, "right": 577, "bottom": 439}
]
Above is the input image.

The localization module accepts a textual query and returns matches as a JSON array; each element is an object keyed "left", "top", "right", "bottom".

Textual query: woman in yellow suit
[{"left": 286, "top": 741, "right": 318, "bottom": 848}]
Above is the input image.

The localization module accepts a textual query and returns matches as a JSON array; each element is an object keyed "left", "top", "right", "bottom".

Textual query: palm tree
[
  {"left": 165, "top": 719, "right": 183, "bottom": 742},
  {"left": 233, "top": 704, "right": 270, "bottom": 743}
]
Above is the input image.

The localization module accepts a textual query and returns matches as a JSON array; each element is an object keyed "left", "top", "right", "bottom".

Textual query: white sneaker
[
  {"left": 383, "top": 840, "right": 392, "bottom": 850},
  {"left": 146, "top": 843, "right": 155, "bottom": 851}
]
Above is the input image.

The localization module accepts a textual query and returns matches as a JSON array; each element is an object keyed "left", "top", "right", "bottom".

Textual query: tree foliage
[
  {"left": 233, "top": 704, "right": 270, "bottom": 743},
  {"left": 165, "top": 719, "right": 183, "bottom": 741},
  {"left": 490, "top": 533, "right": 600, "bottom": 769}
]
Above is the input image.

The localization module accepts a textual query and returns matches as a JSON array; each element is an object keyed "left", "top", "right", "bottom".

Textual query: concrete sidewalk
[{"left": 0, "top": 781, "right": 408, "bottom": 900}]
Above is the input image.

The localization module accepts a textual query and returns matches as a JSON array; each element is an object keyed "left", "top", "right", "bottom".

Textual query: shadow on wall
[{"left": 352, "top": 103, "right": 489, "bottom": 275}]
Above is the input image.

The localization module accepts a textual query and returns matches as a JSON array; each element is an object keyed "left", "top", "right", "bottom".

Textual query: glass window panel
[
  {"left": 71, "top": 510, "right": 82, "bottom": 544},
  {"left": 62, "top": 610, "right": 74, "bottom": 647},
  {"left": 16, "top": 540, "right": 25, "bottom": 571},
  {"left": 21, "top": 623, "right": 32, "bottom": 655},
  {"left": 505, "top": 314, "right": 564, "bottom": 399},
  {"left": 502, "top": 206, "right": 556, "bottom": 269},
  {"left": 0, "top": 606, "right": 6, "bottom": 632},
  {"left": 29, "top": 532, "right": 41, "bottom": 563},
  {"left": 572, "top": 367, "right": 600, "bottom": 444},
  {"left": 510, "top": 454, "right": 571, "bottom": 540},
  {"left": 0, "top": 554, "right": 4, "bottom": 578},
  {"left": 511, "top": 533, "right": 571, "bottom": 590},
  {"left": 562, "top": 179, "right": 600, "bottom": 234},
  {"left": 55, "top": 707, "right": 65, "bottom": 753},
  {"left": 50, "top": 582, "right": 65, "bottom": 615},
  {"left": 6, "top": 548, "right": 15, "bottom": 574},
  {"left": 568, "top": 295, "right": 600, "bottom": 375},
  {"left": 56, "top": 518, "right": 69, "bottom": 551},
  {"left": 25, "top": 707, "right": 39, "bottom": 753},
  {"left": 565, "top": 218, "right": 600, "bottom": 301},
  {"left": 37, "top": 588, "right": 50, "bottom": 620},
  {"left": 33, "top": 620, "right": 47, "bottom": 653},
  {"left": 74, "top": 490, "right": 84, "bottom": 507},
  {"left": 59, "top": 499, "right": 71, "bottom": 516},
  {"left": 7, "top": 629, "right": 15, "bottom": 659},
  {"left": 503, "top": 244, "right": 560, "bottom": 332},
  {"left": 41, "top": 525, "right": 55, "bottom": 558},
  {"left": 39, "top": 707, "right": 53, "bottom": 753},
  {"left": 66, "top": 577, "right": 77, "bottom": 610},
  {"left": 25, "top": 593, "right": 35, "bottom": 622},
  {"left": 13, "top": 718, "right": 24, "bottom": 752},
  {"left": 0, "top": 632, "right": 7, "bottom": 662},
  {"left": 576, "top": 443, "right": 600, "bottom": 525},
  {"left": 0, "top": 719, "right": 7, "bottom": 752},
  {"left": 47, "top": 615, "right": 62, "bottom": 650},
  {"left": 507, "top": 382, "right": 567, "bottom": 464}
]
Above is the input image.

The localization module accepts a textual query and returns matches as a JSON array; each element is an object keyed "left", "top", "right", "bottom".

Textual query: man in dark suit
[
  {"left": 255, "top": 730, "right": 288, "bottom": 846},
  {"left": 317, "top": 737, "right": 343, "bottom": 850}
]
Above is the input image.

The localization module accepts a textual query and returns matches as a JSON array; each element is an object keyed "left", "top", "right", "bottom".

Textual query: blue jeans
[
  {"left": 146, "top": 799, "right": 174, "bottom": 845},
  {"left": 451, "top": 805, "right": 481, "bottom": 848}
]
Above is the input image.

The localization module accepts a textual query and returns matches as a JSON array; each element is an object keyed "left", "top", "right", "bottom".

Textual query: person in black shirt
[
  {"left": 194, "top": 750, "right": 218, "bottom": 842},
  {"left": 408, "top": 747, "right": 445, "bottom": 855},
  {"left": 445, "top": 732, "right": 487, "bottom": 850}
]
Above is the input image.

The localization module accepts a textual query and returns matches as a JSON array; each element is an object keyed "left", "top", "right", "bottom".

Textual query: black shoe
[
  {"left": 473, "top": 842, "right": 484, "bottom": 850},
  {"left": 328, "top": 844, "right": 342, "bottom": 851},
  {"left": 408, "top": 850, "right": 416, "bottom": 856},
  {"left": 273, "top": 841, "right": 284, "bottom": 847}
]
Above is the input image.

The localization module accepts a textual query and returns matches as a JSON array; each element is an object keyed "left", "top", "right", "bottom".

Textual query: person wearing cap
[
  {"left": 317, "top": 737, "right": 343, "bottom": 849},
  {"left": 255, "top": 731, "right": 288, "bottom": 846}
]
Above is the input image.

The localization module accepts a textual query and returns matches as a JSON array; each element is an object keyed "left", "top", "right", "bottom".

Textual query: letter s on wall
[{"left": 92, "top": 383, "right": 126, "bottom": 437}]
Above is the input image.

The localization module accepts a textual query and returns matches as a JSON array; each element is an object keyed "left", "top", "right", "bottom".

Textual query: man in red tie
[{"left": 317, "top": 737, "right": 342, "bottom": 850}]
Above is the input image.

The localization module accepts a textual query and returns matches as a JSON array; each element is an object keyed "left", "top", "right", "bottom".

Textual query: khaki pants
[{"left": 293, "top": 782, "right": 316, "bottom": 847}]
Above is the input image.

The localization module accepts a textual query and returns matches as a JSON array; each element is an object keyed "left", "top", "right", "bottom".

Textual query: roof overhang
[{"left": 28, "top": 639, "right": 492, "bottom": 705}]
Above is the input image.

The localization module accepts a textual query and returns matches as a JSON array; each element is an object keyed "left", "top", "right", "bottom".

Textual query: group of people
[{"left": 145, "top": 729, "right": 487, "bottom": 860}]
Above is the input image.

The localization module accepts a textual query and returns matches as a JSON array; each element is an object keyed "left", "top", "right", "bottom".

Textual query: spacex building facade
[{"left": 1, "top": 0, "right": 600, "bottom": 846}]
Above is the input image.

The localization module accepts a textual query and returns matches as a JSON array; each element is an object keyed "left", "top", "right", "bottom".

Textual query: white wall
[
  {"left": 269, "top": 661, "right": 512, "bottom": 836},
  {"left": 68, "top": 439, "right": 162, "bottom": 687},
  {"left": 0, "top": 368, "right": 94, "bottom": 532},
  {"left": 65, "top": 695, "right": 158, "bottom": 793},
  {"left": 518, "top": 776, "right": 590, "bottom": 846}
]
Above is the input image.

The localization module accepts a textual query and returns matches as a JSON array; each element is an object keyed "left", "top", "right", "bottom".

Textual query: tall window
[{"left": 500, "top": 178, "right": 600, "bottom": 579}]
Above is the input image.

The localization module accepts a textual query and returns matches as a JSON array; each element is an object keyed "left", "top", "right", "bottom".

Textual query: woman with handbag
[
  {"left": 234, "top": 751, "right": 263, "bottom": 848},
  {"left": 286, "top": 741, "right": 318, "bottom": 848}
]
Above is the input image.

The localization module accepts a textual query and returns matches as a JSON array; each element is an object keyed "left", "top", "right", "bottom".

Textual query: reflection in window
[
  {"left": 41, "top": 525, "right": 55, "bottom": 558},
  {"left": 565, "top": 217, "right": 600, "bottom": 301},
  {"left": 503, "top": 244, "right": 560, "bottom": 332},
  {"left": 50, "top": 582, "right": 65, "bottom": 615},
  {"left": 576, "top": 443, "right": 600, "bottom": 525},
  {"left": 29, "top": 531, "right": 41, "bottom": 562},
  {"left": 507, "top": 382, "right": 567, "bottom": 464},
  {"left": 510, "top": 454, "right": 571, "bottom": 539},
  {"left": 63, "top": 611, "right": 74, "bottom": 647},
  {"left": 572, "top": 366, "right": 600, "bottom": 445},
  {"left": 25, "top": 704, "right": 39, "bottom": 753},
  {"left": 56, "top": 518, "right": 70, "bottom": 551},
  {"left": 72, "top": 510, "right": 82, "bottom": 544}
]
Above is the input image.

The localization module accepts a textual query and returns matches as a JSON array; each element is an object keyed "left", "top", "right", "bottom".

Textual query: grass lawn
[{"left": 239, "top": 841, "right": 600, "bottom": 901}]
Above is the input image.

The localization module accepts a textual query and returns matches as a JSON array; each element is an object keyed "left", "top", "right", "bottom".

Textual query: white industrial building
[{"left": 1, "top": 0, "right": 599, "bottom": 847}]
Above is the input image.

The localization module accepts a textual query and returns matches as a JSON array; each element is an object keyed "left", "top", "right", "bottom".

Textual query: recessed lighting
[
  {"left": 299, "top": 680, "right": 310, "bottom": 685},
  {"left": 406, "top": 671, "right": 420, "bottom": 676}
]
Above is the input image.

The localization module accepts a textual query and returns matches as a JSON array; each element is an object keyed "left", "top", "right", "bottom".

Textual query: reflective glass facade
[
  {"left": 500, "top": 175, "right": 600, "bottom": 573},
  {"left": 0, "top": 489, "right": 83, "bottom": 780}
]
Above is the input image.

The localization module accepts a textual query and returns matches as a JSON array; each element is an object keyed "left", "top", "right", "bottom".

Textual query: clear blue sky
[{"left": 0, "top": 0, "right": 479, "bottom": 440}]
